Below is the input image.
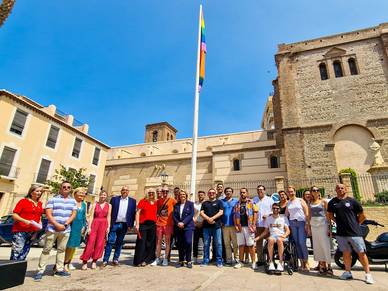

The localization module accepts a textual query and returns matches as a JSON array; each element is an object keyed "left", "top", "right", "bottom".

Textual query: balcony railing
[{"left": 0, "top": 164, "right": 20, "bottom": 180}]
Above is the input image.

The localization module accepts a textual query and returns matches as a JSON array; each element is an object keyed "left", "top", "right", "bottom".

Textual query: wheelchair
[{"left": 262, "top": 237, "right": 298, "bottom": 275}]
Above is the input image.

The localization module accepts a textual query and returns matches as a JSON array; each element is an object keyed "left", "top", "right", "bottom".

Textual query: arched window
[
  {"left": 348, "top": 58, "right": 358, "bottom": 75},
  {"left": 319, "top": 63, "right": 329, "bottom": 80},
  {"left": 152, "top": 130, "right": 158, "bottom": 142},
  {"left": 167, "top": 133, "right": 170, "bottom": 140},
  {"left": 233, "top": 159, "right": 241, "bottom": 171},
  {"left": 333, "top": 60, "right": 344, "bottom": 78},
  {"left": 270, "top": 156, "right": 279, "bottom": 168}
]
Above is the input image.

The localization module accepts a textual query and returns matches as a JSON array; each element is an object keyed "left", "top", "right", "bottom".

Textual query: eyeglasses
[
  {"left": 208, "top": 191, "right": 216, "bottom": 194},
  {"left": 272, "top": 208, "right": 280, "bottom": 210},
  {"left": 312, "top": 189, "right": 319, "bottom": 192},
  {"left": 148, "top": 192, "right": 155, "bottom": 194},
  {"left": 162, "top": 190, "right": 169, "bottom": 192},
  {"left": 62, "top": 186, "right": 71, "bottom": 189},
  {"left": 257, "top": 188, "right": 265, "bottom": 191}
]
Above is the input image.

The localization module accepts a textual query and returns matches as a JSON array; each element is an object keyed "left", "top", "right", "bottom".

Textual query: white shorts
[{"left": 236, "top": 227, "right": 255, "bottom": 247}]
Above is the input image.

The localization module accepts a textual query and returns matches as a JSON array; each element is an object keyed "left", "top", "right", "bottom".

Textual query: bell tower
[{"left": 145, "top": 122, "right": 177, "bottom": 143}]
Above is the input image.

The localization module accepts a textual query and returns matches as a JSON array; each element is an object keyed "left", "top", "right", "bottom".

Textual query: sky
[{"left": 1, "top": 0, "right": 387, "bottom": 146}]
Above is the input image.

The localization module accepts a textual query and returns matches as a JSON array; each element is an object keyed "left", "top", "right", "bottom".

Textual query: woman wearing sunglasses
[{"left": 308, "top": 186, "right": 333, "bottom": 275}]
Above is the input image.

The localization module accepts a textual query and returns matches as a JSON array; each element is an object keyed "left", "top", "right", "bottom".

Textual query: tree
[
  {"left": 45, "top": 165, "right": 90, "bottom": 194},
  {"left": 0, "top": 0, "right": 16, "bottom": 28}
]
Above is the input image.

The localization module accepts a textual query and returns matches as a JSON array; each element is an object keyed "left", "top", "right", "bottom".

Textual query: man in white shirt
[
  {"left": 253, "top": 184, "right": 274, "bottom": 266},
  {"left": 255, "top": 203, "right": 290, "bottom": 272}
]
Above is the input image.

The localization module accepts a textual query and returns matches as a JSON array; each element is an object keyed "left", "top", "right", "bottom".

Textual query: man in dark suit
[{"left": 102, "top": 186, "right": 136, "bottom": 266}]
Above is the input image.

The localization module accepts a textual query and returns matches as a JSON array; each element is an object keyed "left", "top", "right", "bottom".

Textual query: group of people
[{"left": 9, "top": 181, "right": 374, "bottom": 284}]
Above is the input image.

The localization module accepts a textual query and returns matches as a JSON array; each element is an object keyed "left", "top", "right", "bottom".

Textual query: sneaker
[
  {"left": 251, "top": 262, "right": 257, "bottom": 270},
  {"left": 101, "top": 261, "right": 108, "bottom": 268},
  {"left": 187, "top": 262, "right": 193, "bottom": 269},
  {"left": 339, "top": 271, "right": 353, "bottom": 280},
  {"left": 150, "top": 258, "right": 160, "bottom": 266},
  {"left": 234, "top": 262, "right": 242, "bottom": 269},
  {"left": 112, "top": 260, "right": 119, "bottom": 266},
  {"left": 268, "top": 262, "right": 276, "bottom": 271},
  {"left": 277, "top": 262, "right": 284, "bottom": 272},
  {"left": 176, "top": 262, "right": 184, "bottom": 268},
  {"left": 216, "top": 263, "right": 223, "bottom": 268},
  {"left": 68, "top": 263, "right": 76, "bottom": 271},
  {"left": 225, "top": 259, "right": 233, "bottom": 265},
  {"left": 365, "top": 273, "right": 374, "bottom": 284},
  {"left": 54, "top": 271, "right": 71, "bottom": 278},
  {"left": 33, "top": 272, "right": 43, "bottom": 281},
  {"left": 162, "top": 258, "right": 168, "bottom": 266}
]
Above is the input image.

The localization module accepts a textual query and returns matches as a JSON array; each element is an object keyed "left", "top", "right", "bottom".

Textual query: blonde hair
[
  {"left": 26, "top": 184, "right": 43, "bottom": 200},
  {"left": 73, "top": 187, "right": 87, "bottom": 197},
  {"left": 145, "top": 188, "right": 156, "bottom": 200},
  {"left": 179, "top": 190, "right": 188, "bottom": 201}
]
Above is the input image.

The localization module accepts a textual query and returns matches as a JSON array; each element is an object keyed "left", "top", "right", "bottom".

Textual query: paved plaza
[{"left": 1, "top": 246, "right": 387, "bottom": 291}]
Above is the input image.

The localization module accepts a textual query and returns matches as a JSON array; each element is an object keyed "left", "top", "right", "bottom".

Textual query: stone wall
[{"left": 274, "top": 24, "right": 388, "bottom": 181}]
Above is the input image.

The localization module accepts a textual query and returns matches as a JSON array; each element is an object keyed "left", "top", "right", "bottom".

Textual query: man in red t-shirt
[{"left": 151, "top": 186, "right": 176, "bottom": 266}]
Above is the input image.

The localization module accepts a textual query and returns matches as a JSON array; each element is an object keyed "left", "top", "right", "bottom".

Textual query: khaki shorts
[{"left": 236, "top": 227, "right": 255, "bottom": 247}]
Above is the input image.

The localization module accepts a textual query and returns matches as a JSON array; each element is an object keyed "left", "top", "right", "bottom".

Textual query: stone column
[
  {"left": 274, "top": 176, "right": 285, "bottom": 192},
  {"left": 339, "top": 173, "right": 354, "bottom": 197}
]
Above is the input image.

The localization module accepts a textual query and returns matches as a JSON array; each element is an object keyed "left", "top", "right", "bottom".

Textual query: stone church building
[{"left": 103, "top": 23, "right": 388, "bottom": 200}]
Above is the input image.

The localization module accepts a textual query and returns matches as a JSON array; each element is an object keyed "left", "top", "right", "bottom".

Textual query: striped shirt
[{"left": 45, "top": 195, "right": 77, "bottom": 233}]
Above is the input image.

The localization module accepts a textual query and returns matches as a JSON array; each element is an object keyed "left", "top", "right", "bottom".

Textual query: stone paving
[{"left": 0, "top": 246, "right": 387, "bottom": 291}]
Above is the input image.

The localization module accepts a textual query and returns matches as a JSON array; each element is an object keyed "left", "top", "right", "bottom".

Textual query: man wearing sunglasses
[
  {"left": 255, "top": 203, "right": 290, "bottom": 272},
  {"left": 151, "top": 186, "right": 176, "bottom": 266},
  {"left": 34, "top": 181, "right": 77, "bottom": 281}
]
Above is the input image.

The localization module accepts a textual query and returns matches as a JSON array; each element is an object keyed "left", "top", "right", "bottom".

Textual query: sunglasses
[
  {"left": 62, "top": 186, "right": 71, "bottom": 189},
  {"left": 272, "top": 208, "right": 280, "bottom": 210},
  {"left": 312, "top": 189, "right": 319, "bottom": 192}
]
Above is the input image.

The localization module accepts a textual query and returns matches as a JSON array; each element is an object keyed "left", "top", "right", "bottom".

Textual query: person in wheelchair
[{"left": 254, "top": 203, "right": 290, "bottom": 272}]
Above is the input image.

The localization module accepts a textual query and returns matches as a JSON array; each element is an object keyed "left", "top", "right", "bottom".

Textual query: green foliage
[
  {"left": 296, "top": 187, "right": 325, "bottom": 198},
  {"left": 45, "top": 165, "right": 90, "bottom": 194},
  {"left": 339, "top": 168, "right": 361, "bottom": 201},
  {"left": 374, "top": 190, "right": 388, "bottom": 203}
]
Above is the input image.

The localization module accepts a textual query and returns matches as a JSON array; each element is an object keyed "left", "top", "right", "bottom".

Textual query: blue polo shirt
[{"left": 221, "top": 197, "right": 238, "bottom": 226}]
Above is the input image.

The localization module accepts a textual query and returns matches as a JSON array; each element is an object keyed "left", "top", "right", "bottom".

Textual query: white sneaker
[
  {"left": 277, "top": 262, "right": 284, "bottom": 272},
  {"left": 339, "top": 271, "right": 353, "bottom": 280},
  {"left": 68, "top": 263, "right": 76, "bottom": 271},
  {"left": 251, "top": 262, "right": 257, "bottom": 270},
  {"left": 234, "top": 262, "right": 242, "bottom": 269},
  {"left": 162, "top": 258, "right": 168, "bottom": 266},
  {"left": 365, "top": 273, "right": 374, "bottom": 284},
  {"left": 268, "top": 262, "right": 275, "bottom": 271},
  {"left": 150, "top": 258, "right": 160, "bottom": 266}
]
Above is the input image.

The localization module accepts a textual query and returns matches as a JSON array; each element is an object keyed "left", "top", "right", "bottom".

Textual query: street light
[{"left": 160, "top": 171, "right": 168, "bottom": 185}]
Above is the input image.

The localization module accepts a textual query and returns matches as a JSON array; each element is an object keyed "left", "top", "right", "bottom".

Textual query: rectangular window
[
  {"left": 46, "top": 125, "right": 60, "bottom": 149},
  {"left": 0, "top": 147, "right": 17, "bottom": 176},
  {"left": 72, "top": 138, "right": 82, "bottom": 158},
  {"left": 10, "top": 109, "right": 28, "bottom": 135},
  {"left": 36, "top": 159, "right": 51, "bottom": 184},
  {"left": 88, "top": 174, "right": 96, "bottom": 194},
  {"left": 92, "top": 147, "right": 101, "bottom": 165}
]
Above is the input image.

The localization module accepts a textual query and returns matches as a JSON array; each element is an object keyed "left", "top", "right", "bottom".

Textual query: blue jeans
[
  {"left": 203, "top": 227, "right": 222, "bottom": 265},
  {"left": 10, "top": 232, "right": 34, "bottom": 261},
  {"left": 103, "top": 222, "right": 127, "bottom": 263},
  {"left": 289, "top": 220, "right": 308, "bottom": 260}
]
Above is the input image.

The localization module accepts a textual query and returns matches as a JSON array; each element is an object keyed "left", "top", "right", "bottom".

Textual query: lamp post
[{"left": 160, "top": 171, "right": 168, "bottom": 186}]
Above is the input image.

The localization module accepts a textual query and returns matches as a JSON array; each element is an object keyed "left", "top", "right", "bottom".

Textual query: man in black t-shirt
[
  {"left": 200, "top": 188, "right": 224, "bottom": 267},
  {"left": 327, "top": 183, "right": 373, "bottom": 284}
]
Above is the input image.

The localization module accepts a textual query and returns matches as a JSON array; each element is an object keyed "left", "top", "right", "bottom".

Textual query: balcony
[{"left": 0, "top": 164, "right": 20, "bottom": 181}]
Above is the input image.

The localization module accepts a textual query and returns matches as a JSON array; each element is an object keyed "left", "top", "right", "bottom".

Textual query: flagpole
[{"left": 190, "top": 4, "right": 203, "bottom": 202}]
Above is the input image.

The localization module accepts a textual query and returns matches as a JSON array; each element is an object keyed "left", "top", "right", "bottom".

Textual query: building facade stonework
[{"left": 273, "top": 22, "right": 388, "bottom": 182}]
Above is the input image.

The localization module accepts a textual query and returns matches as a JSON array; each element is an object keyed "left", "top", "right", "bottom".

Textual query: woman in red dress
[
  {"left": 80, "top": 190, "right": 111, "bottom": 269},
  {"left": 10, "top": 185, "right": 44, "bottom": 260}
]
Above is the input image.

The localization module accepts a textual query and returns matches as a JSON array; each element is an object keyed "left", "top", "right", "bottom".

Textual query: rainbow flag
[{"left": 198, "top": 12, "right": 206, "bottom": 92}]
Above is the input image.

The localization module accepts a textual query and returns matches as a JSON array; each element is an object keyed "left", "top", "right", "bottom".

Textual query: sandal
[
  {"left": 91, "top": 262, "right": 97, "bottom": 269},
  {"left": 81, "top": 263, "right": 88, "bottom": 270},
  {"left": 326, "top": 267, "right": 334, "bottom": 276}
]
